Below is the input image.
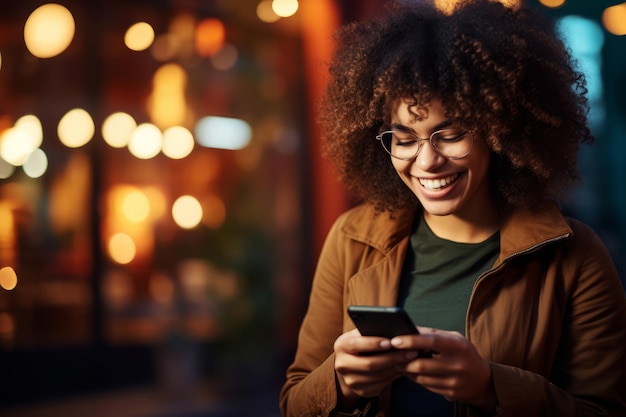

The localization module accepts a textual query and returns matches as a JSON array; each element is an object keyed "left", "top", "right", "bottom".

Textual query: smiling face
[{"left": 390, "top": 98, "right": 496, "bottom": 230}]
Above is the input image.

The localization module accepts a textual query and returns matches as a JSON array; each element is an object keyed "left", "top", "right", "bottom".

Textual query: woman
[{"left": 280, "top": 1, "right": 626, "bottom": 416}]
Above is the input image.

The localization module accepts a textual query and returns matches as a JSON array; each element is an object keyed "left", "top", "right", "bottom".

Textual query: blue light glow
[{"left": 194, "top": 116, "right": 252, "bottom": 150}]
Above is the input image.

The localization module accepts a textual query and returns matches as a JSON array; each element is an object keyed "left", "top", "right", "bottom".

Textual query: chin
[{"left": 417, "top": 199, "right": 463, "bottom": 217}]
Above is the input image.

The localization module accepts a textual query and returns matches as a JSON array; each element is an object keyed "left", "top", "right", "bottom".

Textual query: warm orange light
[
  {"left": 435, "top": 0, "right": 520, "bottom": 14},
  {"left": 0, "top": 267, "right": 18, "bottom": 290},
  {"left": 272, "top": 0, "right": 299, "bottom": 17},
  {"left": 108, "top": 233, "right": 136, "bottom": 264},
  {"left": 195, "top": 18, "right": 225, "bottom": 57},
  {"left": 147, "top": 64, "right": 188, "bottom": 129},
  {"left": 102, "top": 112, "right": 137, "bottom": 148},
  {"left": 162, "top": 126, "right": 194, "bottom": 159},
  {"left": 603, "top": 3, "right": 626, "bottom": 36},
  {"left": 124, "top": 22, "right": 155, "bottom": 51},
  {"left": 24, "top": 3, "right": 75, "bottom": 58},
  {"left": 58, "top": 108, "right": 95, "bottom": 148},
  {"left": 538, "top": 0, "right": 566, "bottom": 8},
  {"left": 122, "top": 189, "right": 150, "bottom": 223},
  {"left": 257, "top": 0, "right": 280, "bottom": 23},
  {"left": 0, "top": 204, "right": 16, "bottom": 268},
  {"left": 172, "top": 195, "right": 203, "bottom": 229}
]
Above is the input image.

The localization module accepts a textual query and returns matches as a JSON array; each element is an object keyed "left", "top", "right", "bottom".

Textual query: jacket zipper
[{"left": 456, "top": 233, "right": 570, "bottom": 416}]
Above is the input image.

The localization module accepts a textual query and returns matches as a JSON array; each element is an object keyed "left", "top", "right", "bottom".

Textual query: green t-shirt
[
  {"left": 398, "top": 214, "right": 500, "bottom": 335},
  {"left": 391, "top": 214, "right": 499, "bottom": 417}
]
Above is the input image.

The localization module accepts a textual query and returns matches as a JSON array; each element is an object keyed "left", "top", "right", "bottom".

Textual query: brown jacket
[{"left": 280, "top": 203, "right": 626, "bottom": 417}]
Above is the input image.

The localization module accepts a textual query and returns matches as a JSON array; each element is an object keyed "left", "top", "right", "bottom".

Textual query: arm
[
  {"left": 279, "top": 218, "right": 354, "bottom": 417},
  {"left": 490, "top": 226, "right": 626, "bottom": 416}
]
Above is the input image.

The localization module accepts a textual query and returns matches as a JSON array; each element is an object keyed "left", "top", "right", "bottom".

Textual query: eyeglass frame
[{"left": 375, "top": 128, "right": 475, "bottom": 161}]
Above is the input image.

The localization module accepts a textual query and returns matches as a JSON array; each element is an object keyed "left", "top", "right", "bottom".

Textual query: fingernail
[
  {"left": 391, "top": 338, "right": 402, "bottom": 347},
  {"left": 380, "top": 340, "right": 391, "bottom": 349}
]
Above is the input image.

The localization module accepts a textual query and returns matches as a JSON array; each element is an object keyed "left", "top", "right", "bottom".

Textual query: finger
[
  {"left": 416, "top": 327, "right": 462, "bottom": 338},
  {"left": 391, "top": 332, "right": 466, "bottom": 356},
  {"left": 335, "top": 331, "right": 392, "bottom": 355},
  {"left": 390, "top": 334, "right": 439, "bottom": 355},
  {"left": 395, "top": 356, "right": 443, "bottom": 375}
]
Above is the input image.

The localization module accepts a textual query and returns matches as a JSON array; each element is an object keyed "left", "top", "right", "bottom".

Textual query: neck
[{"left": 422, "top": 203, "right": 500, "bottom": 244}]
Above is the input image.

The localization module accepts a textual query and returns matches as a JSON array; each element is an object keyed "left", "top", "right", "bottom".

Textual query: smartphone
[{"left": 347, "top": 305, "right": 419, "bottom": 338}]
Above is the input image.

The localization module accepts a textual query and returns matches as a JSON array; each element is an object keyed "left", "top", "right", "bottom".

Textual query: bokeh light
[
  {"left": 0, "top": 158, "right": 15, "bottom": 179},
  {"left": 195, "top": 116, "right": 252, "bottom": 150},
  {"left": 22, "top": 148, "right": 48, "bottom": 178},
  {"left": 122, "top": 189, "right": 150, "bottom": 223},
  {"left": 435, "top": 0, "right": 519, "bottom": 13},
  {"left": 557, "top": 16, "right": 605, "bottom": 129},
  {"left": 124, "top": 22, "right": 155, "bottom": 51},
  {"left": 272, "top": 0, "right": 299, "bottom": 17},
  {"left": 257, "top": 0, "right": 281, "bottom": 23},
  {"left": 108, "top": 233, "right": 136, "bottom": 265},
  {"left": 148, "top": 63, "right": 188, "bottom": 129},
  {"left": 538, "top": 0, "right": 566, "bottom": 8},
  {"left": 14, "top": 115, "right": 43, "bottom": 149},
  {"left": 195, "top": 18, "right": 225, "bottom": 57},
  {"left": 143, "top": 186, "right": 167, "bottom": 221},
  {"left": 172, "top": 195, "right": 203, "bottom": 229},
  {"left": 128, "top": 123, "right": 163, "bottom": 159},
  {"left": 602, "top": 3, "right": 626, "bottom": 36},
  {"left": 58, "top": 108, "right": 95, "bottom": 148},
  {"left": 0, "top": 266, "right": 18, "bottom": 291},
  {"left": 102, "top": 112, "right": 137, "bottom": 148},
  {"left": 24, "top": 3, "right": 75, "bottom": 58},
  {"left": 162, "top": 126, "right": 194, "bottom": 159},
  {"left": 0, "top": 127, "right": 37, "bottom": 166}
]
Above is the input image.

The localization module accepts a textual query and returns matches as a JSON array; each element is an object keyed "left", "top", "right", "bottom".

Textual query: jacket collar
[{"left": 340, "top": 202, "right": 573, "bottom": 259}]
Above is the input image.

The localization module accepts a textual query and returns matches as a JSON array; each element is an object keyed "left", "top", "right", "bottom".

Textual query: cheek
[{"left": 391, "top": 158, "right": 410, "bottom": 175}]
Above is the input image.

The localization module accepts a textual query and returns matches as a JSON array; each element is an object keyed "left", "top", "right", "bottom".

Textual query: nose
[{"left": 414, "top": 140, "right": 446, "bottom": 170}]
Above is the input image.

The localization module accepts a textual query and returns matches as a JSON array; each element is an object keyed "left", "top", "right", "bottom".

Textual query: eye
[
  {"left": 391, "top": 131, "right": 418, "bottom": 147},
  {"left": 434, "top": 129, "right": 466, "bottom": 143}
]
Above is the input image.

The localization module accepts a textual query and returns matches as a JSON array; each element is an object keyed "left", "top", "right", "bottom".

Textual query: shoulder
[
  {"left": 329, "top": 204, "right": 415, "bottom": 252},
  {"left": 557, "top": 217, "right": 624, "bottom": 298},
  {"left": 562, "top": 217, "right": 614, "bottom": 261}
]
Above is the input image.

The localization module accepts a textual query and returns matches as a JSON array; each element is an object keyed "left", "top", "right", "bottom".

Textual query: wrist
[
  {"left": 468, "top": 363, "right": 498, "bottom": 415},
  {"left": 335, "top": 372, "right": 361, "bottom": 409}
]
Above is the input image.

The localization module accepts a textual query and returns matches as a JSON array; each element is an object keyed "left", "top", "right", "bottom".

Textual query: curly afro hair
[{"left": 319, "top": 0, "right": 593, "bottom": 215}]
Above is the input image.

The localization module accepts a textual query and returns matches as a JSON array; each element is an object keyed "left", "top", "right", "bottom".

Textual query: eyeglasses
[{"left": 376, "top": 129, "right": 474, "bottom": 160}]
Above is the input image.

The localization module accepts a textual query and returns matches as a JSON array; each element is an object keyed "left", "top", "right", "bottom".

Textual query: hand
[
  {"left": 391, "top": 327, "right": 497, "bottom": 411},
  {"left": 333, "top": 329, "right": 420, "bottom": 407}
]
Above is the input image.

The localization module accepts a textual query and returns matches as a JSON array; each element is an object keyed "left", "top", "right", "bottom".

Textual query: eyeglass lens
[{"left": 379, "top": 130, "right": 472, "bottom": 160}]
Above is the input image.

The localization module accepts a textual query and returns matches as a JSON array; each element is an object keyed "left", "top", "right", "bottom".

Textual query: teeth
[{"left": 419, "top": 174, "right": 458, "bottom": 190}]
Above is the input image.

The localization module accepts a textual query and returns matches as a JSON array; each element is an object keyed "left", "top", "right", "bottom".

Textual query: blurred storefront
[
  {"left": 0, "top": 0, "right": 343, "bottom": 413},
  {"left": 0, "top": 0, "right": 624, "bottom": 416}
]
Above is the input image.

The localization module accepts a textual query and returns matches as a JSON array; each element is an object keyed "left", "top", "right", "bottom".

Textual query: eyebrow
[{"left": 390, "top": 120, "right": 453, "bottom": 134}]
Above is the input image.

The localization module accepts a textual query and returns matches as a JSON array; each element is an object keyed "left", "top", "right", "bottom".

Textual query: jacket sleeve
[
  {"left": 279, "top": 216, "right": 353, "bottom": 417},
  {"left": 488, "top": 224, "right": 626, "bottom": 417}
]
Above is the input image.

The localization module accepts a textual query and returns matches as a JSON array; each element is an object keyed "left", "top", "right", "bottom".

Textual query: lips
[{"left": 418, "top": 173, "right": 459, "bottom": 190}]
